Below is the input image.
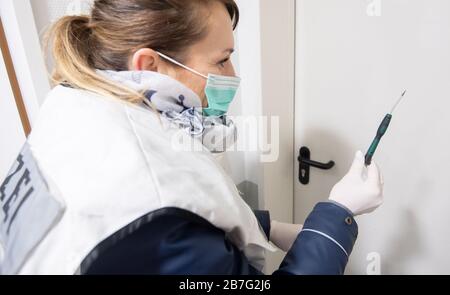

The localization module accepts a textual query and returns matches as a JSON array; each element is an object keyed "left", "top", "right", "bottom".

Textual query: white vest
[{"left": 0, "top": 86, "right": 276, "bottom": 275}]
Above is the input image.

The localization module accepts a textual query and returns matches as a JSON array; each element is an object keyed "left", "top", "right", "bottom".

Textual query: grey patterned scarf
[{"left": 97, "top": 70, "right": 237, "bottom": 153}]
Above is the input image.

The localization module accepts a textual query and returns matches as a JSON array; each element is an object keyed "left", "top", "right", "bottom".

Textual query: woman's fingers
[
  {"left": 368, "top": 161, "right": 384, "bottom": 201},
  {"left": 367, "top": 161, "right": 381, "bottom": 184},
  {"left": 349, "top": 150, "right": 365, "bottom": 176}
]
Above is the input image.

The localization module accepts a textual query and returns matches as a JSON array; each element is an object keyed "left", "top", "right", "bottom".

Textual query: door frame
[
  {"left": 0, "top": 0, "right": 51, "bottom": 128},
  {"left": 238, "top": 0, "right": 296, "bottom": 273},
  {"left": 0, "top": 18, "right": 31, "bottom": 136}
]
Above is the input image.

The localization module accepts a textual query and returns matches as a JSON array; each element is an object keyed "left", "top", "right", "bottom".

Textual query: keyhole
[{"left": 301, "top": 169, "right": 306, "bottom": 178}]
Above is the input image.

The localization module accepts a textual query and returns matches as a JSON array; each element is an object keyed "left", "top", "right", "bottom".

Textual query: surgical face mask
[{"left": 157, "top": 52, "right": 241, "bottom": 117}]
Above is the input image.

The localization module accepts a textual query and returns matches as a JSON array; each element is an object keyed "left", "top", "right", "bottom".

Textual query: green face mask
[{"left": 157, "top": 52, "right": 241, "bottom": 117}]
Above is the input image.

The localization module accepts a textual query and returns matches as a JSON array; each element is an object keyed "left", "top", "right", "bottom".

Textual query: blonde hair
[{"left": 45, "top": 0, "right": 239, "bottom": 104}]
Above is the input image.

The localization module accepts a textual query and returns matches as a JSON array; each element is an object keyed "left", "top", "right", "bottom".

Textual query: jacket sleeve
[
  {"left": 273, "top": 202, "right": 358, "bottom": 275},
  {"left": 82, "top": 203, "right": 357, "bottom": 275}
]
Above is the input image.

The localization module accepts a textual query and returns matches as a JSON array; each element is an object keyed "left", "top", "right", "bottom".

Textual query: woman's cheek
[
  {"left": 176, "top": 71, "right": 207, "bottom": 106},
  {"left": 190, "top": 78, "right": 208, "bottom": 107}
]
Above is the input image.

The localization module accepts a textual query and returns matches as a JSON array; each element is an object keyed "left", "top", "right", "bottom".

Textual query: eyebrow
[{"left": 224, "top": 48, "right": 235, "bottom": 54}]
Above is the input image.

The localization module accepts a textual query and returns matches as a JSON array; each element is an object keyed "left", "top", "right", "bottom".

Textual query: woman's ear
[{"left": 131, "top": 48, "right": 161, "bottom": 71}]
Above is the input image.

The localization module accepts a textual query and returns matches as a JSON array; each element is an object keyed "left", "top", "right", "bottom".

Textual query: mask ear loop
[
  {"left": 156, "top": 52, "right": 209, "bottom": 80},
  {"left": 156, "top": 51, "right": 215, "bottom": 119}
]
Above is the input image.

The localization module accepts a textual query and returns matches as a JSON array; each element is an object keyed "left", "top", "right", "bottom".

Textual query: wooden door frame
[
  {"left": 0, "top": 0, "right": 51, "bottom": 129},
  {"left": 0, "top": 17, "right": 31, "bottom": 137}
]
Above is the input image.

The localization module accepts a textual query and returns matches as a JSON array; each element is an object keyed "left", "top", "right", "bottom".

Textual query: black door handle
[{"left": 298, "top": 146, "right": 335, "bottom": 185}]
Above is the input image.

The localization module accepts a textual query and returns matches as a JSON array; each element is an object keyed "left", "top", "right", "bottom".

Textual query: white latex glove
[
  {"left": 329, "top": 151, "right": 384, "bottom": 216},
  {"left": 270, "top": 221, "right": 303, "bottom": 252}
]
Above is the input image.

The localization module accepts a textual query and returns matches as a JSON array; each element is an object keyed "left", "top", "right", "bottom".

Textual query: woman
[{"left": 0, "top": 0, "right": 383, "bottom": 275}]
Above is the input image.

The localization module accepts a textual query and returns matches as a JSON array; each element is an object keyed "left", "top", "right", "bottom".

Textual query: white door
[{"left": 295, "top": 0, "right": 450, "bottom": 274}]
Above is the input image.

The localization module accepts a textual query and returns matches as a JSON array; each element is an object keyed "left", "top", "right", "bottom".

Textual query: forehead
[{"left": 191, "top": 2, "right": 235, "bottom": 55}]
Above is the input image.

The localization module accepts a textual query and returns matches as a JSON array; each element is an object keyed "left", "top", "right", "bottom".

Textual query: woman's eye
[{"left": 218, "top": 58, "right": 230, "bottom": 68}]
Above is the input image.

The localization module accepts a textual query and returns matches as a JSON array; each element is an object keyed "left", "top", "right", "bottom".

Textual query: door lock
[{"left": 298, "top": 146, "right": 335, "bottom": 185}]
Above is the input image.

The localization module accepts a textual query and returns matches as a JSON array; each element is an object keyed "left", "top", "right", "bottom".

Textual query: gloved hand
[
  {"left": 329, "top": 150, "right": 384, "bottom": 216},
  {"left": 270, "top": 221, "right": 303, "bottom": 252}
]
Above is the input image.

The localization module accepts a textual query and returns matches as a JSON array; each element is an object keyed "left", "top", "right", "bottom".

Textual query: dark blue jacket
[{"left": 81, "top": 202, "right": 358, "bottom": 275}]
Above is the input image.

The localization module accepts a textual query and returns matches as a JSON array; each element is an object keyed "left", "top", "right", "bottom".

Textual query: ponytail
[{"left": 45, "top": 15, "right": 144, "bottom": 104}]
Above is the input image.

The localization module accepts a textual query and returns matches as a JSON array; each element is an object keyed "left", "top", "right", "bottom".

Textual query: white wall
[{"left": 0, "top": 52, "right": 26, "bottom": 180}]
